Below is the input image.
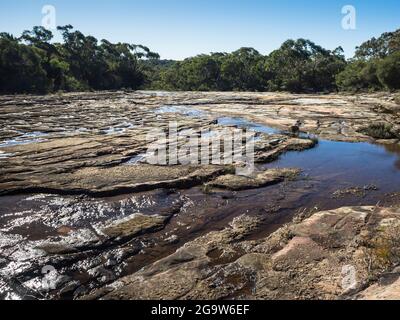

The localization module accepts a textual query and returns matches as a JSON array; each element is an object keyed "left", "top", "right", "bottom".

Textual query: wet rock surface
[
  {"left": 0, "top": 91, "right": 323, "bottom": 196},
  {"left": 1, "top": 91, "right": 400, "bottom": 300},
  {"left": 88, "top": 206, "right": 400, "bottom": 300},
  {"left": 0, "top": 190, "right": 183, "bottom": 299},
  {"left": 208, "top": 168, "right": 300, "bottom": 191}
]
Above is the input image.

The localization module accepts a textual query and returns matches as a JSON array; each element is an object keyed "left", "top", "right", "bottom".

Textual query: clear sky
[{"left": 0, "top": 0, "right": 399, "bottom": 60}]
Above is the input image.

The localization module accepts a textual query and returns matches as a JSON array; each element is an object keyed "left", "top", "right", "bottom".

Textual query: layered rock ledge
[
  {"left": 1, "top": 91, "right": 400, "bottom": 300},
  {"left": 85, "top": 205, "right": 400, "bottom": 300},
  {"left": 1, "top": 91, "right": 398, "bottom": 196}
]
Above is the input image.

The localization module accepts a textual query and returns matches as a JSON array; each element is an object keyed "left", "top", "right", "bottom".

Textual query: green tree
[
  {"left": 377, "top": 52, "right": 400, "bottom": 90},
  {"left": 161, "top": 54, "right": 222, "bottom": 91},
  {"left": 336, "top": 60, "right": 383, "bottom": 92},
  {"left": 220, "top": 48, "right": 267, "bottom": 91},
  {"left": 355, "top": 29, "right": 400, "bottom": 60},
  {"left": 337, "top": 27, "right": 400, "bottom": 92},
  {"left": 265, "top": 39, "right": 345, "bottom": 92},
  {"left": 0, "top": 33, "right": 51, "bottom": 93}
]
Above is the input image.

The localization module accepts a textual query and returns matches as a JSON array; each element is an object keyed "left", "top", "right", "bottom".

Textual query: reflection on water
[
  {"left": 381, "top": 143, "right": 400, "bottom": 170},
  {"left": 264, "top": 140, "right": 400, "bottom": 195},
  {"left": 218, "top": 117, "right": 279, "bottom": 135},
  {"left": 124, "top": 154, "right": 147, "bottom": 165},
  {"left": 101, "top": 122, "right": 135, "bottom": 135},
  {"left": 0, "top": 131, "right": 49, "bottom": 147},
  {"left": 155, "top": 105, "right": 207, "bottom": 117},
  {"left": 215, "top": 115, "right": 400, "bottom": 195}
]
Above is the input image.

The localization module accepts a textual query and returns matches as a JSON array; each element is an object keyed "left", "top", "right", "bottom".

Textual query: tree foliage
[
  {"left": 355, "top": 29, "right": 400, "bottom": 60},
  {"left": 265, "top": 39, "right": 346, "bottom": 92},
  {"left": 0, "top": 26, "right": 159, "bottom": 94},
  {"left": 1, "top": 25, "right": 399, "bottom": 94},
  {"left": 377, "top": 52, "right": 400, "bottom": 90},
  {"left": 337, "top": 28, "right": 400, "bottom": 92},
  {"left": 155, "top": 41, "right": 345, "bottom": 93}
]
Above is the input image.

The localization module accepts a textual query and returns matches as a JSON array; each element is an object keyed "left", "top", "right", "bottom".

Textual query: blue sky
[{"left": 0, "top": 0, "right": 399, "bottom": 60}]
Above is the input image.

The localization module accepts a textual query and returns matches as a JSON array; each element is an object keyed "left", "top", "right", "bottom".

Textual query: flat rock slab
[
  {"left": 87, "top": 205, "right": 400, "bottom": 300},
  {"left": 208, "top": 168, "right": 300, "bottom": 191},
  {"left": 1, "top": 91, "right": 399, "bottom": 300},
  {"left": 102, "top": 214, "right": 169, "bottom": 239},
  {"left": 0, "top": 91, "right": 325, "bottom": 196}
]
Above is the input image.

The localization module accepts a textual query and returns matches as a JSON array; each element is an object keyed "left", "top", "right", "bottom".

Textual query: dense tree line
[
  {"left": 0, "top": 26, "right": 159, "bottom": 93},
  {"left": 155, "top": 41, "right": 346, "bottom": 93},
  {"left": 0, "top": 26, "right": 399, "bottom": 94},
  {"left": 336, "top": 29, "right": 400, "bottom": 91}
]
